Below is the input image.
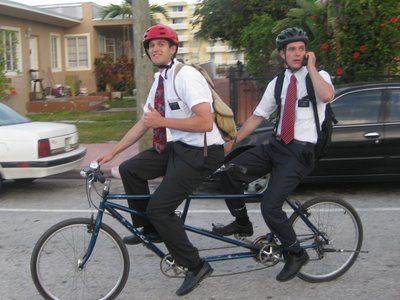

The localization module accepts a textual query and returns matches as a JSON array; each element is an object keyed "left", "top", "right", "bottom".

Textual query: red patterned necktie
[
  {"left": 153, "top": 75, "right": 167, "bottom": 153},
  {"left": 280, "top": 74, "right": 297, "bottom": 144}
]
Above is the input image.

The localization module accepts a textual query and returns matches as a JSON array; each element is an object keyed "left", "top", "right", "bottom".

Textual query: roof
[{"left": 0, "top": 0, "right": 81, "bottom": 28}]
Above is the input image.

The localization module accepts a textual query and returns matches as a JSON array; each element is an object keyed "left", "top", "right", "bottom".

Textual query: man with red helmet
[{"left": 97, "top": 24, "right": 224, "bottom": 296}]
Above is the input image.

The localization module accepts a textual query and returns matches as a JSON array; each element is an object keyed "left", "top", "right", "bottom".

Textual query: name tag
[
  {"left": 298, "top": 96, "right": 310, "bottom": 107},
  {"left": 169, "top": 102, "right": 181, "bottom": 110}
]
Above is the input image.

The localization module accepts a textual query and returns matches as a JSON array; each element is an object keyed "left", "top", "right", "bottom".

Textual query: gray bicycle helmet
[{"left": 276, "top": 27, "right": 309, "bottom": 50}]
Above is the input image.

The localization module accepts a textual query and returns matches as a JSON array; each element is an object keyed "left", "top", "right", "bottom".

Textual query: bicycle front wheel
[
  {"left": 289, "top": 196, "right": 363, "bottom": 283},
  {"left": 31, "top": 218, "right": 130, "bottom": 300}
]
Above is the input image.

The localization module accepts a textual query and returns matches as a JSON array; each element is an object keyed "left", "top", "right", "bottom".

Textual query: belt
[{"left": 274, "top": 135, "right": 314, "bottom": 147}]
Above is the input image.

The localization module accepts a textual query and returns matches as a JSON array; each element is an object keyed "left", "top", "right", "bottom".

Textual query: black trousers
[
  {"left": 220, "top": 136, "right": 315, "bottom": 250},
  {"left": 119, "top": 141, "right": 224, "bottom": 268}
]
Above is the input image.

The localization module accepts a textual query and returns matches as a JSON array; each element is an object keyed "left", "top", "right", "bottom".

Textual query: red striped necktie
[
  {"left": 153, "top": 75, "right": 167, "bottom": 153},
  {"left": 280, "top": 74, "right": 297, "bottom": 144}
]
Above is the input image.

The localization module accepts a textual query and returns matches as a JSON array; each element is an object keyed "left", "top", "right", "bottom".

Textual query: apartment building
[{"left": 155, "top": 1, "right": 245, "bottom": 77}]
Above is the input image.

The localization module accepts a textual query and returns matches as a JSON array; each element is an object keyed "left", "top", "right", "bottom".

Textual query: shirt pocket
[{"left": 296, "top": 105, "right": 314, "bottom": 120}]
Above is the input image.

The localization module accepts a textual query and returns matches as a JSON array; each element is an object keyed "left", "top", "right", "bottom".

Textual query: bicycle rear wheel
[
  {"left": 31, "top": 218, "right": 130, "bottom": 300},
  {"left": 289, "top": 196, "right": 363, "bottom": 283}
]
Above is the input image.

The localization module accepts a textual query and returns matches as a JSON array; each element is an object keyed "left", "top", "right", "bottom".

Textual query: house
[
  {"left": 0, "top": 0, "right": 133, "bottom": 114},
  {"left": 0, "top": 0, "right": 242, "bottom": 116}
]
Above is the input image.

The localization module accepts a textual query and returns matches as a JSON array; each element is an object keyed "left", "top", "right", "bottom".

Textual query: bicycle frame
[{"left": 79, "top": 186, "right": 324, "bottom": 269}]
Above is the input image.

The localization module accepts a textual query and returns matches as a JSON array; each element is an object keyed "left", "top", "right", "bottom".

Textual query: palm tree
[{"left": 101, "top": 0, "right": 168, "bottom": 23}]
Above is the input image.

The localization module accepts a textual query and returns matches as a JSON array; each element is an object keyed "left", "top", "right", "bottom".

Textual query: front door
[{"left": 29, "top": 36, "right": 39, "bottom": 70}]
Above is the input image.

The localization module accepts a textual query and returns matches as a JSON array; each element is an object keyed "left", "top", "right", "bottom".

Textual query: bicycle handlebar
[{"left": 80, "top": 161, "right": 106, "bottom": 183}]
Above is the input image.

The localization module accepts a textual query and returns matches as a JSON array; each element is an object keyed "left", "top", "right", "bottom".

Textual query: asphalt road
[{"left": 0, "top": 178, "right": 399, "bottom": 300}]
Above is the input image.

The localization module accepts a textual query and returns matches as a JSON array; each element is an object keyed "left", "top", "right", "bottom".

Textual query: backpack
[
  {"left": 173, "top": 62, "right": 237, "bottom": 142},
  {"left": 274, "top": 72, "right": 338, "bottom": 160}
]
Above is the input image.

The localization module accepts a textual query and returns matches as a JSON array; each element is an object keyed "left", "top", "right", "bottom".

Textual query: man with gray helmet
[{"left": 212, "top": 27, "right": 334, "bottom": 281}]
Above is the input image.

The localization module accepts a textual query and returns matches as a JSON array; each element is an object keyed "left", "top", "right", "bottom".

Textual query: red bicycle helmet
[{"left": 143, "top": 24, "right": 179, "bottom": 49}]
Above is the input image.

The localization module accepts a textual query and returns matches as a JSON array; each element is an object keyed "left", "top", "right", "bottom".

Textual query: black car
[{"left": 202, "top": 82, "right": 400, "bottom": 194}]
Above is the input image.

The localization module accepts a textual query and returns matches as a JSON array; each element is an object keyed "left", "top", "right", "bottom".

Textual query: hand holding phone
[{"left": 302, "top": 53, "right": 309, "bottom": 66}]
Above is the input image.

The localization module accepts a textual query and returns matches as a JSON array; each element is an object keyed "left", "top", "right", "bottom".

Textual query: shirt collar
[
  {"left": 285, "top": 66, "right": 307, "bottom": 81},
  {"left": 159, "top": 58, "right": 178, "bottom": 80}
]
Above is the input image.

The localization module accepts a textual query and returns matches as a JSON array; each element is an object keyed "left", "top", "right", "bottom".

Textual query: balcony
[
  {"left": 170, "top": 23, "right": 188, "bottom": 30},
  {"left": 178, "top": 35, "right": 189, "bottom": 42},
  {"left": 168, "top": 11, "right": 188, "bottom": 18},
  {"left": 178, "top": 47, "right": 189, "bottom": 54},
  {"left": 206, "top": 46, "right": 232, "bottom": 53}
]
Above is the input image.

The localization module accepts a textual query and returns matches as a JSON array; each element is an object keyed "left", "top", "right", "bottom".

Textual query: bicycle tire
[
  {"left": 289, "top": 196, "right": 363, "bottom": 283},
  {"left": 31, "top": 217, "right": 130, "bottom": 300}
]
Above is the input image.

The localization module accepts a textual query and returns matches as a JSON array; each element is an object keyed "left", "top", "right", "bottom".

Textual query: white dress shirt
[
  {"left": 144, "top": 59, "right": 224, "bottom": 147},
  {"left": 253, "top": 67, "right": 334, "bottom": 144}
]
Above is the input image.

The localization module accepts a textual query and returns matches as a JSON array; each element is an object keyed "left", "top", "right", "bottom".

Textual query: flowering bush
[
  {"left": 94, "top": 54, "right": 135, "bottom": 93},
  {"left": 282, "top": 0, "right": 400, "bottom": 83}
]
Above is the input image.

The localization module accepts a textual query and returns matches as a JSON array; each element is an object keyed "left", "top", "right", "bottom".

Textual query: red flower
[
  {"left": 353, "top": 51, "right": 360, "bottom": 59},
  {"left": 10, "top": 89, "right": 17, "bottom": 95},
  {"left": 336, "top": 68, "right": 343, "bottom": 76},
  {"left": 389, "top": 16, "right": 398, "bottom": 23},
  {"left": 321, "top": 42, "right": 329, "bottom": 50},
  {"left": 359, "top": 45, "right": 368, "bottom": 52}
]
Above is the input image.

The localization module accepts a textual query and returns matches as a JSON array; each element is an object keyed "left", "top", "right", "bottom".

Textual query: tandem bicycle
[{"left": 30, "top": 161, "right": 365, "bottom": 299}]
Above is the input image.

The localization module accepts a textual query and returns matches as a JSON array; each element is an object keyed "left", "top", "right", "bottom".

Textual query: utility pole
[{"left": 131, "top": 0, "right": 153, "bottom": 151}]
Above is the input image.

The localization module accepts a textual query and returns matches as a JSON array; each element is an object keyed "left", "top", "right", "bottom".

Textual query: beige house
[{"left": 0, "top": 0, "right": 132, "bottom": 114}]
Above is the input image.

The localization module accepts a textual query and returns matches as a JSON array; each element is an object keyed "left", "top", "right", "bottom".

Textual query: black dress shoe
[
  {"left": 123, "top": 230, "right": 162, "bottom": 245},
  {"left": 176, "top": 261, "right": 213, "bottom": 296},
  {"left": 276, "top": 250, "right": 309, "bottom": 282},
  {"left": 212, "top": 220, "right": 253, "bottom": 236}
]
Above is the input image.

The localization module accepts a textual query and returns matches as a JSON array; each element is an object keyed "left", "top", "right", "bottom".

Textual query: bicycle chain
[{"left": 160, "top": 235, "right": 275, "bottom": 278}]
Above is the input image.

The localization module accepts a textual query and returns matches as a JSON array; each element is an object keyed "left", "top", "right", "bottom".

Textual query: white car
[{"left": 0, "top": 103, "right": 86, "bottom": 191}]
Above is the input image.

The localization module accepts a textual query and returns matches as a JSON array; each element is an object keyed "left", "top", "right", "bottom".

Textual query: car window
[
  {"left": 332, "top": 89, "right": 382, "bottom": 125},
  {"left": 386, "top": 89, "right": 400, "bottom": 122},
  {"left": 0, "top": 103, "right": 29, "bottom": 126}
]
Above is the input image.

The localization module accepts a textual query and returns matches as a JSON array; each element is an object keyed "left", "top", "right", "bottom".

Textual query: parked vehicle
[
  {"left": 201, "top": 82, "right": 400, "bottom": 194},
  {"left": 0, "top": 103, "right": 86, "bottom": 192}
]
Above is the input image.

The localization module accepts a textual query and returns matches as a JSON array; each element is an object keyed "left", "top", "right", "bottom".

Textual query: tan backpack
[{"left": 173, "top": 62, "right": 237, "bottom": 142}]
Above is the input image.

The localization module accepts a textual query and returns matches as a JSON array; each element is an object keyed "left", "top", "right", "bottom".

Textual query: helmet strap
[{"left": 157, "top": 59, "right": 175, "bottom": 79}]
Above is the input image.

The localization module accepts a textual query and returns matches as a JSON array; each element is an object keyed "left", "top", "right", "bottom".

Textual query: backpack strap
[
  {"left": 173, "top": 62, "right": 185, "bottom": 99},
  {"left": 273, "top": 72, "right": 285, "bottom": 134},
  {"left": 306, "top": 74, "right": 321, "bottom": 138},
  {"left": 172, "top": 62, "right": 208, "bottom": 156}
]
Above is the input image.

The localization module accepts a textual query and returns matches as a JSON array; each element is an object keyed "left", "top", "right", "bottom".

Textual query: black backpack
[{"left": 274, "top": 72, "right": 338, "bottom": 160}]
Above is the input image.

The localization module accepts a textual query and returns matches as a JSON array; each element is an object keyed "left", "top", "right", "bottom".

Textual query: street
[{"left": 0, "top": 178, "right": 399, "bottom": 300}]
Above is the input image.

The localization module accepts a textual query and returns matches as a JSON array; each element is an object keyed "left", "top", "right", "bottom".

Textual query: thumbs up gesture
[{"left": 144, "top": 103, "right": 163, "bottom": 128}]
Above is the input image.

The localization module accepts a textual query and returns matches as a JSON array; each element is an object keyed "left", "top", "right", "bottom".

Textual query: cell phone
[{"left": 302, "top": 54, "right": 308, "bottom": 66}]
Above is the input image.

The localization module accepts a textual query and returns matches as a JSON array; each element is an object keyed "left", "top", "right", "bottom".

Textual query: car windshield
[{"left": 0, "top": 103, "right": 30, "bottom": 126}]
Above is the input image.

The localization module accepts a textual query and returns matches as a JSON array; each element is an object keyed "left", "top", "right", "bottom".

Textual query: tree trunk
[{"left": 131, "top": 0, "right": 153, "bottom": 151}]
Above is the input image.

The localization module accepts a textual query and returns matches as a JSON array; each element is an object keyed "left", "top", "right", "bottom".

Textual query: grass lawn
[{"left": 28, "top": 98, "right": 137, "bottom": 143}]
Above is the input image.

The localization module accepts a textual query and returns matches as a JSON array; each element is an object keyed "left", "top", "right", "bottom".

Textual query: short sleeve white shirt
[
  {"left": 254, "top": 67, "right": 334, "bottom": 144},
  {"left": 144, "top": 59, "right": 224, "bottom": 147}
]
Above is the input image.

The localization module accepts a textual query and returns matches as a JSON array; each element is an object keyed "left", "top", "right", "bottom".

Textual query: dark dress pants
[
  {"left": 220, "top": 136, "right": 315, "bottom": 250},
  {"left": 119, "top": 141, "right": 224, "bottom": 268}
]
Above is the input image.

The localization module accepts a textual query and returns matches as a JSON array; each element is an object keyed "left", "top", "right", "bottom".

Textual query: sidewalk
[{"left": 56, "top": 143, "right": 139, "bottom": 179}]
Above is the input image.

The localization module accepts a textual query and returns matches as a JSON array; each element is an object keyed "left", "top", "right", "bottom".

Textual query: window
[
  {"left": 0, "top": 27, "right": 22, "bottom": 74},
  {"left": 50, "top": 34, "right": 62, "bottom": 71},
  {"left": 172, "top": 6, "right": 183, "bottom": 12},
  {"left": 172, "top": 18, "right": 184, "bottom": 24},
  {"left": 65, "top": 34, "right": 90, "bottom": 70},
  {"left": 386, "top": 89, "right": 400, "bottom": 122},
  {"left": 99, "top": 35, "right": 117, "bottom": 61},
  {"left": 332, "top": 89, "right": 383, "bottom": 125}
]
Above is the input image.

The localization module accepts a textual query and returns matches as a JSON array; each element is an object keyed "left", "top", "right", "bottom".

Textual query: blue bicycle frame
[{"left": 79, "top": 190, "right": 322, "bottom": 269}]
